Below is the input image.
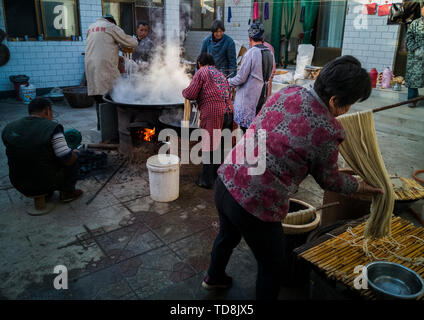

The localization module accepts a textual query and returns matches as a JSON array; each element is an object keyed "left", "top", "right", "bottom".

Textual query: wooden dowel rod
[
  {"left": 315, "top": 202, "right": 340, "bottom": 211},
  {"left": 372, "top": 96, "right": 424, "bottom": 113},
  {"left": 86, "top": 143, "right": 119, "bottom": 150}
]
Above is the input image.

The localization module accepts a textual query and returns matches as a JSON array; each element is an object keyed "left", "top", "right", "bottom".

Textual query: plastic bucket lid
[
  {"left": 147, "top": 154, "right": 180, "bottom": 172},
  {"left": 10, "top": 75, "right": 29, "bottom": 83}
]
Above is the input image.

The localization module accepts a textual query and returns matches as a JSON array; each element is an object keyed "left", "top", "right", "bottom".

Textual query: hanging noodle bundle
[
  {"left": 326, "top": 111, "right": 424, "bottom": 264},
  {"left": 337, "top": 111, "right": 395, "bottom": 240}
]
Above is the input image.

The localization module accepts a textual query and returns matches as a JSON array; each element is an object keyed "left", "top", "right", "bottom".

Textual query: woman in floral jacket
[{"left": 201, "top": 56, "right": 383, "bottom": 299}]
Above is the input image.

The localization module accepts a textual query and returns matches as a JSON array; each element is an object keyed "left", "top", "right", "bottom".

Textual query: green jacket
[
  {"left": 2, "top": 116, "right": 64, "bottom": 196},
  {"left": 405, "top": 17, "right": 424, "bottom": 89}
]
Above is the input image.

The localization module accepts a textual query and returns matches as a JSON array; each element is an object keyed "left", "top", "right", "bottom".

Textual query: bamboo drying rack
[
  {"left": 297, "top": 216, "right": 424, "bottom": 300},
  {"left": 392, "top": 176, "right": 424, "bottom": 201}
]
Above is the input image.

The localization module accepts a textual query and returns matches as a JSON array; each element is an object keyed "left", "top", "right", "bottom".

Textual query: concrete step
[
  {"left": 350, "top": 104, "right": 424, "bottom": 133},
  {"left": 349, "top": 95, "right": 424, "bottom": 140},
  {"left": 374, "top": 122, "right": 424, "bottom": 141},
  {"left": 372, "top": 87, "right": 407, "bottom": 101},
  {"left": 370, "top": 87, "right": 424, "bottom": 102}
]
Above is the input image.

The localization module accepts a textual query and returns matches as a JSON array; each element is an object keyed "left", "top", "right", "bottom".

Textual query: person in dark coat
[
  {"left": 200, "top": 20, "right": 237, "bottom": 77},
  {"left": 2, "top": 98, "right": 83, "bottom": 202},
  {"left": 405, "top": 5, "right": 424, "bottom": 107}
]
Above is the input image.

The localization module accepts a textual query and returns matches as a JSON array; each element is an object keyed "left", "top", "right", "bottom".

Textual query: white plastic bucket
[
  {"left": 146, "top": 154, "right": 180, "bottom": 202},
  {"left": 21, "top": 84, "right": 36, "bottom": 104}
]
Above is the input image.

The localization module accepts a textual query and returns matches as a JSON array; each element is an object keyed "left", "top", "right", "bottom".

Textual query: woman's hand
[{"left": 356, "top": 180, "right": 384, "bottom": 195}]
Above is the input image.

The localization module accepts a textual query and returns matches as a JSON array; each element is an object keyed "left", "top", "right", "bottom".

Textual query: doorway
[{"left": 312, "top": 0, "right": 348, "bottom": 66}]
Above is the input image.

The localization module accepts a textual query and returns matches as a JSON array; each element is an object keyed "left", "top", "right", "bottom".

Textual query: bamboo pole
[
  {"left": 372, "top": 96, "right": 424, "bottom": 113},
  {"left": 183, "top": 99, "right": 191, "bottom": 128},
  {"left": 86, "top": 143, "right": 119, "bottom": 150}
]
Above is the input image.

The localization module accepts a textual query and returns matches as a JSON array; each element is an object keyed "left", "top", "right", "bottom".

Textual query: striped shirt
[{"left": 51, "top": 127, "right": 72, "bottom": 161}]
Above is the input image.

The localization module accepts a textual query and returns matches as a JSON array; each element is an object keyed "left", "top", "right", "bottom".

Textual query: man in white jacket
[{"left": 85, "top": 15, "right": 137, "bottom": 129}]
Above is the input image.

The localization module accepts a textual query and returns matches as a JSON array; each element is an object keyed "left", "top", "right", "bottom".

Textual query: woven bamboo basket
[
  {"left": 63, "top": 86, "right": 94, "bottom": 108},
  {"left": 282, "top": 199, "right": 320, "bottom": 235}
]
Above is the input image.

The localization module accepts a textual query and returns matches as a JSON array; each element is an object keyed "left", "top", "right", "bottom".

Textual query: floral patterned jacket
[{"left": 217, "top": 85, "right": 359, "bottom": 222}]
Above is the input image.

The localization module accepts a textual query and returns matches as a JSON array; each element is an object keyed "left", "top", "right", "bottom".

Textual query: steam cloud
[{"left": 111, "top": 23, "right": 192, "bottom": 105}]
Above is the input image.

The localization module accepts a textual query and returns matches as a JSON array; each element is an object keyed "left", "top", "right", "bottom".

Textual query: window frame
[
  {"left": 2, "top": 0, "right": 81, "bottom": 41},
  {"left": 102, "top": 0, "right": 139, "bottom": 36},
  {"left": 189, "top": 0, "right": 224, "bottom": 32}
]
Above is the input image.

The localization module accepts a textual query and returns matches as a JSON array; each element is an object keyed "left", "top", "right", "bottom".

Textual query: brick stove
[{"left": 103, "top": 95, "right": 185, "bottom": 156}]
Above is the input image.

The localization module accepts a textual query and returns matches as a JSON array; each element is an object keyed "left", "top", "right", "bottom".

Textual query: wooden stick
[
  {"left": 86, "top": 160, "right": 126, "bottom": 205},
  {"left": 86, "top": 143, "right": 119, "bottom": 150},
  {"left": 183, "top": 99, "right": 191, "bottom": 128},
  {"left": 372, "top": 96, "right": 424, "bottom": 113},
  {"left": 315, "top": 202, "right": 340, "bottom": 211}
]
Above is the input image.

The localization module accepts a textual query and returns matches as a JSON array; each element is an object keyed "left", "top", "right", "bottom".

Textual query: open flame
[{"left": 137, "top": 127, "right": 156, "bottom": 142}]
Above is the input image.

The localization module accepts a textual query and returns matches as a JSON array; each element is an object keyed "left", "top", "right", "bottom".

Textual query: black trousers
[
  {"left": 58, "top": 158, "right": 80, "bottom": 192},
  {"left": 208, "top": 177, "right": 285, "bottom": 300},
  {"left": 198, "top": 113, "right": 233, "bottom": 186},
  {"left": 93, "top": 95, "right": 103, "bottom": 130},
  {"left": 15, "top": 158, "right": 80, "bottom": 197}
]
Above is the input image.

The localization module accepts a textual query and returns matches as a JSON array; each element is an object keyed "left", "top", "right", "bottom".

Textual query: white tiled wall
[
  {"left": 224, "top": 0, "right": 252, "bottom": 48},
  {"left": 184, "top": 31, "right": 210, "bottom": 60},
  {"left": 341, "top": 0, "right": 400, "bottom": 73},
  {"left": 165, "top": 0, "right": 181, "bottom": 47},
  {"left": 0, "top": 0, "right": 102, "bottom": 92}
]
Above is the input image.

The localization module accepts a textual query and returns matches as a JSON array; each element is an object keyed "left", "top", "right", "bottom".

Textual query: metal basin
[{"left": 364, "top": 261, "right": 424, "bottom": 299}]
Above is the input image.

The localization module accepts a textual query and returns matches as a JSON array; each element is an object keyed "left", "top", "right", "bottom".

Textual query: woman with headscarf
[
  {"left": 182, "top": 53, "right": 234, "bottom": 189},
  {"left": 201, "top": 56, "right": 383, "bottom": 300},
  {"left": 228, "top": 22, "right": 274, "bottom": 132},
  {"left": 200, "top": 20, "right": 237, "bottom": 77},
  {"left": 405, "top": 4, "right": 424, "bottom": 108}
]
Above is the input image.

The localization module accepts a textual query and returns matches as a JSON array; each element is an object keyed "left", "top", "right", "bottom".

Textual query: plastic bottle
[
  {"left": 370, "top": 68, "right": 378, "bottom": 88},
  {"left": 21, "top": 84, "right": 36, "bottom": 104},
  {"left": 381, "top": 67, "right": 394, "bottom": 89}
]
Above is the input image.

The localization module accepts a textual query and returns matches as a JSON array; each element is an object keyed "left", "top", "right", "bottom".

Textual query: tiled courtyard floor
[{"left": 0, "top": 95, "right": 423, "bottom": 300}]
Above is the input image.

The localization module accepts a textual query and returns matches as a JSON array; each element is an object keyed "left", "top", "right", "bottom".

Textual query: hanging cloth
[
  {"left": 300, "top": 5, "right": 306, "bottom": 23},
  {"left": 253, "top": 2, "right": 259, "bottom": 21},
  {"left": 378, "top": 4, "right": 391, "bottom": 16},
  {"left": 264, "top": 2, "right": 270, "bottom": 20},
  {"left": 301, "top": 0, "right": 319, "bottom": 44},
  {"left": 201, "top": 0, "right": 207, "bottom": 15},
  {"left": 217, "top": 6, "right": 223, "bottom": 20},
  {"left": 228, "top": 7, "right": 232, "bottom": 23},
  {"left": 362, "top": 3, "right": 377, "bottom": 15}
]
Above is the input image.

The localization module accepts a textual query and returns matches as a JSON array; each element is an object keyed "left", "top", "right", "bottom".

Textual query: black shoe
[
  {"left": 60, "top": 189, "right": 83, "bottom": 203},
  {"left": 202, "top": 274, "right": 232, "bottom": 290},
  {"left": 46, "top": 191, "right": 55, "bottom": 199},
  {"left": 195, "top": 179, "right": 213, "bottom": 189}
]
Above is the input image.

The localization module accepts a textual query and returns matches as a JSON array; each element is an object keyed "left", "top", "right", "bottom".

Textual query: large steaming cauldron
[{"left": 103, "top": 94, "right": 185, "bottom": 154}]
